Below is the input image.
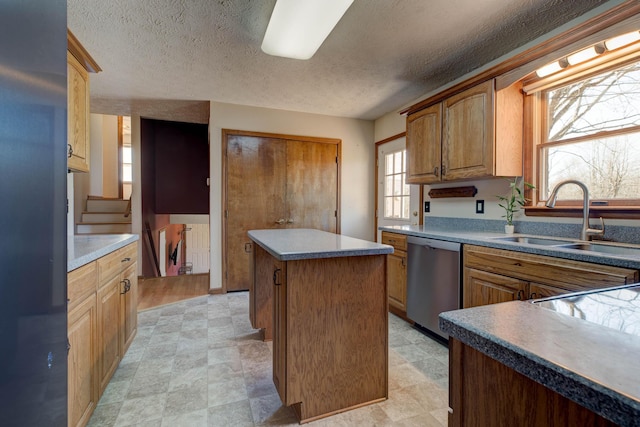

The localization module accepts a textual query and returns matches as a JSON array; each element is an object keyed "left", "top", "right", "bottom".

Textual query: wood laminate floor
[{"left": 138, "top": 274, "right": 210, "bottom": 311}]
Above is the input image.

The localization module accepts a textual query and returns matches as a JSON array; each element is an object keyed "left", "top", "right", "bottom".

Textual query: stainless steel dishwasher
[{"left": 406, "top": 236, "right": 461, "bottom": 341}]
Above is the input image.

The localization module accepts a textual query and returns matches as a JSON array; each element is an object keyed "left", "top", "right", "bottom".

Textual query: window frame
[
  {"left": 524, "top": 43, "right": 640, "bottom": 220},
  {"left": 382, "top": 148, "right": 411, "bottom": 221}
]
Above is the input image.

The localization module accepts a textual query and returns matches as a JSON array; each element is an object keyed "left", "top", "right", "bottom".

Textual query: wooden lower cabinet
[
  {"left": 68, "top": 242, "right": 138, "bottom": 427},
  {"left": 464, "top": 268, "right": 527, "bottom": 308},
  {"left": 68, "top": 294, "right": 98, "bottom": 427},
  {"left": 266, "top": 253, "right": 388, "bottom": 423},
  {"left": 97, "top": 275, "right": 122, "bottom": 394},
  {"left": 449, "top": 338, "right": 616, "bottom": 426},
  {"left": 463, "top": 245, "right": 638, "bottom": 308},
  {"left": 381, "top": 232, "right": 408, "bottom": 316}
]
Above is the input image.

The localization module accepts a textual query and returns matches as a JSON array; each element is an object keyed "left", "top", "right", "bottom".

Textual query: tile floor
[{"left": 87, "top": 292, "right": 449, "bottom": 427}]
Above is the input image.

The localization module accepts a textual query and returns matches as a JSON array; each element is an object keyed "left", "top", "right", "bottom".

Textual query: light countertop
[
  {"left": 439, "top": 286, "right": 640, "bottom": 426},
  {"left": 68, "top": 234, "right": 139, "bottom": 272},
  {"left": 248, "top": 228, "right": 393, "bottom": 261}
]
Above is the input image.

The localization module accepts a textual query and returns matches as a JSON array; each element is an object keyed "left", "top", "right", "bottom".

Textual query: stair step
[
  {"left": 76, "top": 222, "right": 132, "bottom": 234},
  {"left": 81, "top": 212, "right": 131, "bottom": 223},
  {"left": 86, "top": 199, "right": 130, "bottom": 213}
]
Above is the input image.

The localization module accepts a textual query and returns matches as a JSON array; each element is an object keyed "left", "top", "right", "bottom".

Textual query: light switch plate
[{"left": 424, "top": 201, "right": 430, "bottom": 213}]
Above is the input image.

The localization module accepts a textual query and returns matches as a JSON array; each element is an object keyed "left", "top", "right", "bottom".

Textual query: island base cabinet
[
  {"left": 97, "top": 275, "right": 122, "bottom": 394},
  {"left": 272, "top": 255, "right": 388, "bottom": 423},
  {"left": 250, "top": 244, "right": 275, "bottom": 341},
  {"left": 120, "top": 263, "right": 138, "bottom": 355},
  {"left": 449, "top": 338, "right": 617, "bottom": 426}
]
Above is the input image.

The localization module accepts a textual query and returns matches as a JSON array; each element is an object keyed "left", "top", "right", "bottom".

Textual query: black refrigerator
[{"left": 0, "top": 1, "right": 68, "bottom": 425}]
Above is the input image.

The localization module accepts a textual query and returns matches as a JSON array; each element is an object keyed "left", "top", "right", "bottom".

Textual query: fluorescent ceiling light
[
  {"left": 261, "top": 0, "right": 354, "bottom": 60},
  {"left": 536, "top": 61, "right": 564, "bottom": 78},
  {"left": 567, "top": 45, "right": 603, "bottom": 66},
  {"left": 605, "top": 31, "right": 640, "bottom": 51}
]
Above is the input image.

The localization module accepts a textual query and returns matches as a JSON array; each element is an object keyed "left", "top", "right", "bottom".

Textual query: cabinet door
[
  {"left": 406, "top": 103, "right": 442, "bottom": 184},
  {"left": 67, "top": 52, "right": 90, "bottom": 172},
  {"left": 443, "top": 80, "right": 494, "bottom": 181},
  {"left": 272, "top": 261, "right": 287, "bottom": 403},
  {"left": 528, "top": 283, "right": 568, "bottom": 300},
  {"left": 463, "top": 267, "right": 527, "bottom": 308},
  {"left": 97, "top": 276, "right": 121, "bottom": 394},
  {"left": 68, "top": 295, "right": 97, "bottom": 427},
  {"left": 120, "top": 263, "right": 138, "bottom": 356},
  {"left": 286, "top": 141, "right": 339, "bottom": 232},
  {"left": 387, "top": 251, "right": 407, "bottom": 312}
]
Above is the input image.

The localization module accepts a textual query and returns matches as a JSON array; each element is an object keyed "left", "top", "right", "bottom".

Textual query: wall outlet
[{"left": 476, "top": 200, "right": 485, "bottom": 214}]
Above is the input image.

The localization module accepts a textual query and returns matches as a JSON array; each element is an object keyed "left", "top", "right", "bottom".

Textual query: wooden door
[
  {"left": 406, "top": 103, "right": 442, "bottom": 184},
  {"left": 285, "top": 140, "right": 338, "bottom": 232},
  {"left": 225, "top": 132, "right": 340, "bottom": 292},
  {"left": 443, "top": 80, "right": 494, "bottom": 181},
  {"left": 463, "top": 268, "right": 527, "bottom": 308},
  {"left": 226, "top": 135, "right": 287, "bottom": 291}
]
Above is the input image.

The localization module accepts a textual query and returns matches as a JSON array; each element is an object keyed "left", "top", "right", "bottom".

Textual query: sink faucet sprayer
[{"left": 545, "top": 180, "right": 605, "bottom": 241}]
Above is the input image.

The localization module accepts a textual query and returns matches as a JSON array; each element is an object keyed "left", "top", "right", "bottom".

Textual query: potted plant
[{"left": 497, "top": 178, "right": 535, "bottom": 234}]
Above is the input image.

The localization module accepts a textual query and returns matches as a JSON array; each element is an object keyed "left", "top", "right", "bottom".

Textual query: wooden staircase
[{"left": 76, "top": 196, "right": 132, "bottom": 234}]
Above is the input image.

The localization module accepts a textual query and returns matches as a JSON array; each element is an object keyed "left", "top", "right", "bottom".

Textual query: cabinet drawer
[
  {"left": 68, "top": 261, "right": 97, "bottom": 311},
  {"left": 97, "top": 243, "right": 137, "bottom": 283},
  {"left": 381, "top": 232, "right": 407, "bottom": 251}
]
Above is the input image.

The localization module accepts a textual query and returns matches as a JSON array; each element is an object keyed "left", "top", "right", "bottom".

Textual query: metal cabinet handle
[
  {"left": 67, "top": 144, "right": 73, "bottom": 158},
  {"left": 120, "top": 279, "right": 132, "bottom": 294},
  {"left": 121, "top": 257, "right": 131, "bottom": 263},
  {"left": 244, "top": 242, "right": 252, "bottom": 253},
  {"left": 286, "top": 218, "right": 294, "bottom": 224},
  {"left": 401, "top": 257, "right": 406, "bottom": 267},
  {"left": 517, "top": 289, "right": 524, "bottom": 300},
  {"left": 273, "top": 268, "right": 282, "bottom": 286},
  {"left": 275, "top": 219, "right": 286, "bottom": 225},
  {"left": 434, "top": 166, "right": 439, "bottom": 177},
  {"left": 530, "top": 292, "right": 537, "bottom": 299},
  {"left": 441, "top": 164, "right": 447, "bottom": 175}
]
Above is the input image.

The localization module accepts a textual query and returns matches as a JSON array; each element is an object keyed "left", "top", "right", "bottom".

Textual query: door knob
[{"left": 413, "top": 211, "right": 418, "bottom": 217}]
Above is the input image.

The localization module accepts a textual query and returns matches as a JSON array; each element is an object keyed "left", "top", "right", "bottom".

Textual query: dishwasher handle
[{"left": 407, "top": 236, "right": 461, "bottom": 252}]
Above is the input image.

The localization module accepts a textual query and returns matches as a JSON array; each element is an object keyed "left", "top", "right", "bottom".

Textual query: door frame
[
  {"left": 374, "top": 132, "right": 423, "bottom": 239},
  {"left": 221, "top": 129, "right": 342, "bottom": 293}
]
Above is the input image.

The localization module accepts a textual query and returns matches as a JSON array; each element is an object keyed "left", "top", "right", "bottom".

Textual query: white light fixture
[
  {"left": 604, "top": 31, "right": 640, "bottom": 51},
  {"left": 261, "top": 0, "right": 354, "bottom": 60},
  {"left": 567, "top": 45, "right": 604, "bottom": 66},
  {"left": 536, "top": 61, "right": 564, "bottom": 78}
]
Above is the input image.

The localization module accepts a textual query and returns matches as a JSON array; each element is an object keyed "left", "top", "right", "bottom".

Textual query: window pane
[
  {"left": 123, "top": 146, "right": 132, "bottom": 163},
  {"left": 393, "top": 196, "right": 401, "bottom": 218},
  {"left": 385, "top": 154, "right": 394, "bottom": 175},
  {"left": 393, "top": 174, "right": 402, "bottom": 196},
  {"left": 385, "top": 175, "right": 393, "bottom": 196},
  {"left": 547, "top": 62, "right": 640, "bottom": 142},
  {"left": 542, "top": 132, "right": 640, "bottom": 200},
  {"left": 394, "top": 152, "right": 402, "bottom": 174},
  {"left": 123, "top": 164, "right": 132, "bottom": 182},
  {"left": 384, "top": 197, "right": 393, "bottom": 218},
  {"left": 402, "top": 196, "right": 410, "bottom": 219}
]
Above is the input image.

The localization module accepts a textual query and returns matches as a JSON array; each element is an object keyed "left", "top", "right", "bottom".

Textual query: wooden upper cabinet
[
  {"left": 67, "top": 30, "right": 100, "bottom": 173},
  {"left": 406, "top": 103, "right": 441, "bottom": 183},
  {"left": 406, "top": 79, "right": 523, "bottom": 184}
]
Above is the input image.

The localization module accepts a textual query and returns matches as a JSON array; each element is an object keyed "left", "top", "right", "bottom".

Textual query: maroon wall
[{"left": 140, "top": 118, "right": 209, "bottom": 277}]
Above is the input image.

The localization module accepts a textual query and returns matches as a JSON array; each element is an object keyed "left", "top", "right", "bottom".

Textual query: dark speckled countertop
[
  {"left": 439, "top": 286, "right": 640, "bottom": 426},
  {"left": 379, "top": 224, "right": 640, "bottom": 270}
]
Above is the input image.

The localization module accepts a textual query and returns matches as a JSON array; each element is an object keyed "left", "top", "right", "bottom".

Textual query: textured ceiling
[{"left": 67, "top": 0, "right": 608, "bottom": 121}]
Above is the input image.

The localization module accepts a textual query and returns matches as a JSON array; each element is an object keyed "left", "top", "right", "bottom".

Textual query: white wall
[{"left": 209, "top": 102, "right": 375, "bottom": 290}]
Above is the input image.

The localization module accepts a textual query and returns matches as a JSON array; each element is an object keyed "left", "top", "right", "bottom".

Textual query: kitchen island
[
  {"left": 248, "top": 229, "right": 393, "bottom": 423},
  {"left": 440, "top": 285, "right": 640, "bottom": 427}
]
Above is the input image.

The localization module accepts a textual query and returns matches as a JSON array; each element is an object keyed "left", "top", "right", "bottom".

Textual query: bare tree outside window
[{"left": 542, "top": 61, "right": 640, "bottom": 201}]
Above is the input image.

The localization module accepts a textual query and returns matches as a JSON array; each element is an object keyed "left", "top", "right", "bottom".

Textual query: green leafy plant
[{"left": 497, "top": 178, "right": 535, "bottom": 225}]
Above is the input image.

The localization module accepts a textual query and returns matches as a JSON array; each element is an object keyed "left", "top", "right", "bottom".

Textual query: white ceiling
[{"left": 67, "top": 0, "right": 608, "bottom": 121}]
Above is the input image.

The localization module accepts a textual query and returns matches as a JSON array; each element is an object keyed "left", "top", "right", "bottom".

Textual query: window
[
  {"left": 383, "top": 150, "right": 410, "bottom": 220},
  {"left": 526, "top": 41, "right": 640, "bottom": 217}
]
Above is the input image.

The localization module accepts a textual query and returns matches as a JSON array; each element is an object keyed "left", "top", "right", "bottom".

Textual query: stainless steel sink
[
  {"left": 557, "top": 242, "right": 640, "bottom": 257},
  {"left": 491, "top": 236, "right": 576, "bottom": 246}
]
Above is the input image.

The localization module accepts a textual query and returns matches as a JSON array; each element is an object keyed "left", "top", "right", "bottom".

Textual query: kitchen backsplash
[{"left": 423, "top": 216, "right": 640, "bottom": 245}]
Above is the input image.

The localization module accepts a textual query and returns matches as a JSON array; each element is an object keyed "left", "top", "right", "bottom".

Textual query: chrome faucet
[{"left": 545, "top": 180, "right": 604, "bottom": 241}]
